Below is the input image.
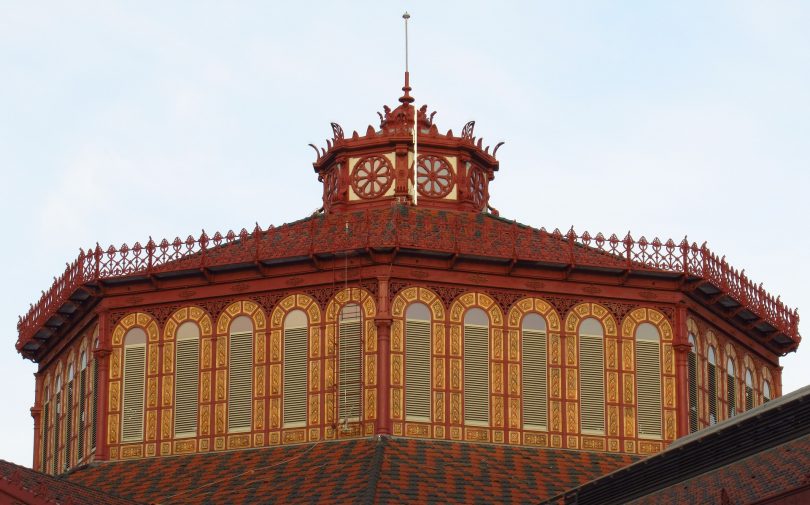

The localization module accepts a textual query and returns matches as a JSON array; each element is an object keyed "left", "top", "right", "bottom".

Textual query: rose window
[
  {"left": 416, "top": 155, "right": 454, "bottom": 198},
  {"left": 467, "top": 166, "right": 486, "bottom": 209},
  {"left": 351, "top": 156, "right": 393, "bottom": 199}
]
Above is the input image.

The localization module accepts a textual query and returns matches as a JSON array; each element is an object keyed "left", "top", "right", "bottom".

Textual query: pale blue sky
[{"left": 1, "top": 2, "right": 808, "bottom": 467}]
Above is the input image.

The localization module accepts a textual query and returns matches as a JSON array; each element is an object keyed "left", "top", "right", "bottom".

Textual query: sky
[{"left": 1, "top": 1, "right": 808, "bottom": 467}]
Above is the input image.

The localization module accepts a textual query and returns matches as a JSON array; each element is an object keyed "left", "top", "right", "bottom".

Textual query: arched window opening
[
  {"left": 726, "top": 358, "right": 736, "bottom": 418},
  {"left": 339, "top": 304, "right": 363, "bottom": 426},
  {"left": 122, "top": 328, "right": 147, "bottom": 443},
  {"left": 745, "top": 369, "right": 754, "bottom": 411},
  {"left": 175, "top": 322, "right": 200, "bottom": 437},
  {"left": 42, "top": 385, "right": 50, "bottom": 472},
  {"left": 405, "top": 303, "right": 431, "bottom": 422},
  {"left": 707, "top": 347, "right": 718, "bottom": 425},
  {"left": 91, "top": 335, "right": 99, "bottom": 450},
  {"left": 464, "top": 308, "right": 489, "bottom": 426},
  {"left": 763, "top": 380, "right": 772, "bottom": 403},
  {"left": 636, "top": 323, "right": 662, "bottom": 438},
  {"left": 687, "top": 334, "right": 699, "bottom": 433},
  {"left": 283, "top": 310, "right": 308, "bottom": 428},
  {"left": 65, "top": 364, "right": 74, "bottom": 470},
  {"left": 78, "top": 351, "right": 87, "bottom": 461},
  {"left": 54, "top": 374, "right": 61, "bottom": 472},
  {"left": 522, "top": 313, "right": 547, "bottom": 430},
  {"left": 579, "top": 318, "right": 605, "bottom": 434},
  {"left": 228, "top": 316, "right": 253, "bottom": 433}
]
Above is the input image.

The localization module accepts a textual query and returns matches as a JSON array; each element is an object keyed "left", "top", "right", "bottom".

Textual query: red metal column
[
  {"left": 375, "top": 276, "right": 392, "bottom": 435},
  {"left": 93, "top": 310, "right": 111, "bottom": 461},
  {"left": 673, "top": 304, "right": 690, "bottom": 438},
  {"left": 31, "top": 372, "right": 43, "bottom": 471}
]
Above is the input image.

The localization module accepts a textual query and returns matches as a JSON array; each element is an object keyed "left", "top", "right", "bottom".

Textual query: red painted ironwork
[
  {"left": 16, "top": 206, "right": 800, "bottom": 356},
  {"left": 351, "top": 156, "right": 394, "bottom": 199},
  {"left": 416, "top": 155, "right": 454, "bottom": 198}
]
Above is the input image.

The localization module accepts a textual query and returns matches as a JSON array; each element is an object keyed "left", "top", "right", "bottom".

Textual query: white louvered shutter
[
  {"left": 175, "top": 337, "right": 200, "bottom": 437},
  {"left": 522, "top": 329, "right": 547, "bottom": 429},
  {"left": 228, "top": 332, "right": 253, "bottom": 432},
  {"left": 122, "top": 345, "right": 146, "bottom": 442},
  {"left": 464, "top": 324, "right": 489, "bottom": 426},
  {"left": 405, "top": 319, "right": 431, "bottom": 421},
  {"left": 283, "top": 325, "right": 308, "bottom": 427},
  {"left": 339, "top": 311, "right": 362, "bottom": 423},
  {"left": 636, "top": 340, "right": 662, "bottom": 437},
  {"left": 579, "top": 335, "right": 605, "bottom": 433}
]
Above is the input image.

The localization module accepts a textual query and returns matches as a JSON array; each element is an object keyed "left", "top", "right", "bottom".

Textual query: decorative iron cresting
[{"left": 16, "top": 208, "right": 800, "bottom": 356}]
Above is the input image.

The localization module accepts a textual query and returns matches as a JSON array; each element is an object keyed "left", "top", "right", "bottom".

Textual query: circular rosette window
[
  {"left": 416, "top": 155, "right": 454, "bottom": 198},
  {"left": 351, "top": 156, "right": 393, "bottom": 199},
  {"left": 467, "top": 166, "right": 486, "bottom": 209}
]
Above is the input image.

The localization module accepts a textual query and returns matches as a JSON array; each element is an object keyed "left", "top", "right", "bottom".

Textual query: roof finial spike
[{"left": 400, "top": 12, "right": 414, "bottom": 105}]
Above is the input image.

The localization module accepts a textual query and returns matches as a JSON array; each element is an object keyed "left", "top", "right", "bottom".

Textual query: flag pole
[{"left": 403, "top": 12, "right": 417, "bottom": 206}]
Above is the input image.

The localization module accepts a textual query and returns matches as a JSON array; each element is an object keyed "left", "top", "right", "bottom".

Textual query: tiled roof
[
  {"left": 627, "top": 434, "right": 810, "bottom": 505},
  {"left": 65, "top": 437, "right": 639, "bottom": 505},
  {"left": 0, "top": 458, "right": 139, "bottom": 505}
]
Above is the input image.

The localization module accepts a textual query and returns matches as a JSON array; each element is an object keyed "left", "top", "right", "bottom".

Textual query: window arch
[
  {"left": 687, "top": 333, "right": 699, "bottom": 433},
  {"left": 228, "top": 316, "right": 253, "bottom": 433},
  {"left": 522, "top": 313, "right": 548, "bottom": 430},
  {"left": 78, "top": 350, "right": 87, "bottom": 461},
  {"left": 405, "top": 303, "right": 431, "bottom": 422},
  {"left": 579, "top": 318, "right": 605, "bottom": 434},
  {"left": 122, "top": 328, "right": 147, "bottom": 443},
  {"left": 707, "top": 346, "right": 718, "bottom": 425},
  {"left": 65, "top": 363, "right": 75, "bottom": 469},
  {"left": 339, "top": 303, "right": 363, "bottom": 425},
  {"left": 745, "top": 368, "right": 754, "bottom": 411},
  {"left": 726, "top": 358, "right": 736, "bottom": 418},
  {"left": 636, "top": 323, "right": 662, "bottom": 438},
  {"left": 464, "top": 308, "right": 489, "bottom": 426},
  {"left": 175, "top": 322, "right": 200, "bottom": 437},
  {"left": 283, "top": 309, "right": 308, "bottom": 427}
]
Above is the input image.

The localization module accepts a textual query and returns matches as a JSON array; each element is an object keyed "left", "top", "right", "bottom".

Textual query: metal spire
[{"left": 403, "top": 12, "right": 418, "bottom": 205}]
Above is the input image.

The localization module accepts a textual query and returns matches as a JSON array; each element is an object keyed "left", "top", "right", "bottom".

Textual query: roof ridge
[{"left": 361, "top": 435, "right": 387, "bottom": 505}]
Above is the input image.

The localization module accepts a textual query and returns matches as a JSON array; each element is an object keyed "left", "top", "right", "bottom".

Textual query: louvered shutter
[
  {"left": 745, "top": 371, "right": 754, "bottom": 411},
  {"left": 122, "top": 345, "right": 146, "bottom": 442},
  {"left": 405, "top": 319, "right": 431, "bottom": 421},
  {"left": 522, "top": 329, "right": 547, "bottom": 429},
  {"left": 42, "top": 402, "right": 49, "bottom": 472},
  {"left": 464, "top": 324, "right": 489, "bottom": 426},
  {"left": 91, "top": 360, "right": 98, "bottom": 449},
  {"left": 65, "top": 381, "right": 73, "bottom": 468},
  {"left": 688, "top": 350, "right": 698, "bottom": 432},
  {"left": 727, "top": 373, "right": 736, "bottom": 417},
  {"left": 228, "top": 331, "right": 253, "bottom": 432},
  {"left": 283, "top": 325, "right": 308, "bottom": 427},
  {"left": 53, "top": 393, "right": 60, "bottom": 473},
  {"left": 78, "top": 369, "right": 85, "bottom": 460},
  {"left": 175, "top": 337, "right": 200, "bottom": 436},
  {"left": 579, "top": 335, "right": 605, "bottom": 433},
  {"left": 636, "top": 340, "right": 662, "bottom": 437},
  {"left": 708, "top": 363, "right": 718, "bottom": 424},
  {"left": 339, "top": 316, "right": 362, "bottom": 423}
]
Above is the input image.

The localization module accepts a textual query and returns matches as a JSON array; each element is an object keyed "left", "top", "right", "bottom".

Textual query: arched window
[
  {"left": 54, "top": 374, "right": 62, "bottom": 471},
  {"left": 405, "top": 303, "right": 431, "bottom": 422},
  {"left": 745, "top": 369, "right": 754, "bottom": 411},
  {"left": 228, "top": 316, "right": 253, "bottom": 433},
  {"left": 122, "top": 328, "right": 147, "bottom": 442},
  {"left": 175, "top": 322, "right": 200, "bottom": 437},
  {"left": 283, "top": 310, "right": 308, "bottom": 427},
  {"left": 763, "top": 379, "right": 772, "bottom": 403},
  {"left": 91, "top": 335, "right": 99, "bottom": 450},
  {"left": 687, "top": 334, "right": 699, "bottom": 433},
  {"left": 636, "top": 323, "right": 662, "bottom": 438},
  {"left": 464, "top": 308, "right": 489, "bottom": 426},
  {"left": 522, "top": 313, "right": 547, "bottom": 430},
  {"left": 726, "top": 358, "right": 736, "bottom": 418},
  {"left": 78, "top": 351, "right": 87, "bottom": 461},
  {"left": 707, "top": 347, "right": 718, "bottom": 425},
  {"left": 65, "top": 363, "right": 74, "bottom": 469},
  {"left": 579, "top": 318, "right": 605, "bottom": 434},
  {"left": 339, "top": 304, "right": 363, "bottom": 425},
  {"left": 42, "top": 385, "right": 50, "bottom": 472}
]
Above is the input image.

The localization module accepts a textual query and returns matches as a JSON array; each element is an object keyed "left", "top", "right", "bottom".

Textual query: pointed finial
[{"left": 400, "top": 12, "right": 414, "bottom": 104}]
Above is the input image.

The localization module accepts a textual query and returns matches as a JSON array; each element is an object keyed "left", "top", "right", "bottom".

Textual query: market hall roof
[
  {"left": 15, "top": 85, "right": 801, "bottom": 362},
  {"left": 64, "top": 436, "right": 639, "bottom": 505}
]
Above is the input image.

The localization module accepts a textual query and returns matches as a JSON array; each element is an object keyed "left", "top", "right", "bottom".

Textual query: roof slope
[
  {"left": 0, "top": 458, "right": 138, "bottom": 505},
  {"left": 65, "top": 437, "right": 638, "bottom": 505}
]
